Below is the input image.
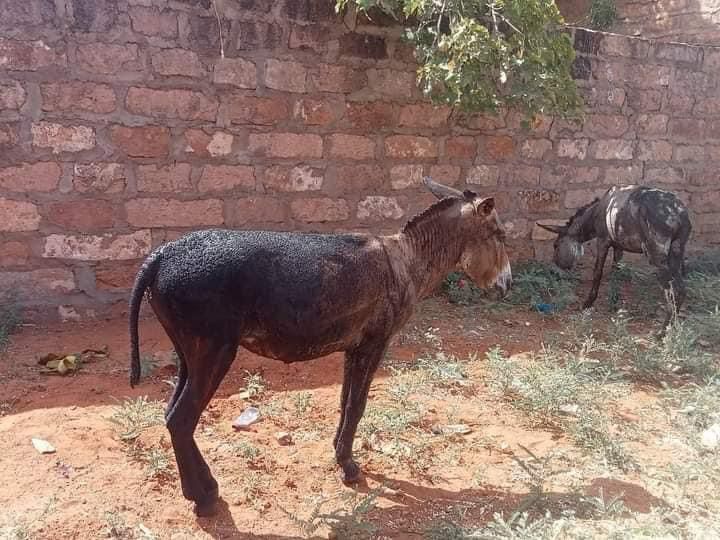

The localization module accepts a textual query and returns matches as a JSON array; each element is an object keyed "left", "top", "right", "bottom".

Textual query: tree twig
[{"left": 211, "top": 0, "right": 225, "bottom": 59}]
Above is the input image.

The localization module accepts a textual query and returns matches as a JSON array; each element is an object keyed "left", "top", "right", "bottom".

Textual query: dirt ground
[{"left": 0, "top": 289, "right": 718, "bottom": 539}]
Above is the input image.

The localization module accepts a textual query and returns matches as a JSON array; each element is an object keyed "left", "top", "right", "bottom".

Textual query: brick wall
[{"left": 0, "top": 0, "right": 718, "bottom": 322}]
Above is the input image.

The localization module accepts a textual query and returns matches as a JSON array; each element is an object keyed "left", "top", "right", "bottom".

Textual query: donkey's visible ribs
[
  {"left": 538, "top": 185, "right": 692, "bottom": 329},
  {"left": 128, "top": 176, "right": 513, "bottom": 516}
]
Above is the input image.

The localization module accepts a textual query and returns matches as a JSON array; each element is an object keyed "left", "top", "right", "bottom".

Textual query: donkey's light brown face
[
  {"left": 422, "top": 176, "right": 512, "bottom": 296},
  {"left": 460, "top": 197, "right": 513, "bottom": 296}
]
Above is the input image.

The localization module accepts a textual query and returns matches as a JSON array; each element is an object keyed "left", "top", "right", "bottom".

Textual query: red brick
[
  {"left": 691, "top": 190, "right": 720, "bottom": 212},
  {"left": 0, "top": 81, "right": 26, "bottom": 110},
  {"left": 429, "top": 165, "right": 461, "bottom": 184},
  {"left": 390, "top": 165, "right": 423, "bottom": 190},
  {"left": 0, "top": 269, "right": 75, "bottom": 300},
  {"left": 1, "top": 0, "right": 55, "bottom": 27},
  {"left": 0, "top": 38, "right": 66, "bottom": 70},
  {"left": 126, "top": 87, "right": 217, "bottom": 121},
  {"left": 583, "top": 114, "right": 629, "bottom": 138},
  {"left": 517, "top": 190, "right": 561, "bottom": 212},
  {"left": 289, "top": 24, "right": 330, "bottom": 53},
  {"left": 636, "top": 114, "right": 669, "bottom": 137},
  {"left": 478, "top": 136, "right": 515, "bottom": 160},
  {"left": 445, "top": 136, "right": 476, "bottom": 159},
  {"left": 589, "top": 139, "right": 634, "bottom": 160},
  {"left": 626, "top": 89, "right": 662, "bottom": 112},
  {"left": 198, "top": 165, "right": 255, "bottom": 192},
  {"left": 556, "top": 139, "right": 589, "bottom": 160},
  {"left": 294, "top": 98, "right": 343, "bottom": 126},
  {"left": 310, "top": 64, "right": 366, "bottom": 93},
  {"left": 339, "top": 33, "right": 386, "bottom": 59},
  {"left": 137, "top": 163, "right": 192, "bottom": 193},
  {"left": 213, "top": 57, "right": 257, "bottom": 88},
  {"left": 125, "top": 199, "right": 223, "bottom": 227},
  {"left": 645, "top": 167, "right": 684, "bottom": 185},
  {"left": 183, "top": 130, "right": 233, "bottom": 157},
  {"left": 0, "top": 162, "right": 61, "bottom": 192},
  {"left": 357, "top": 196, "right": 403, "bottom": 221},
  {"left": 223, "top": 94, "right": 289, "bottom": 125},
  {"left": 249, "top": 133, "right": 323, "bottom": 158},
  {"left": 345, "top": 102, "right": 394, "bottom": 129},
  {"left": 42, "top": 231, "right": 152, "bottom": 261},
  {"left": 328, "top": 134, "right": 375, "bottom": 160},
  {"left": 0, "top": 123, "right": 18, "bottom": 146},
  {"left": 129, "top": 7, "right": 178, "bottom": 38},
  {"left": 32, "top": 122, "right": 95, "bottom": 153},
  {"left": 673, "top": 145, "right": 706, "bottom": 161},
  {"left": 264, "top": 165, "right": 324, "bottom": 192},
  {"left": 0, "top": 241, "right": 30, "bottom": 266},
  {"left": 636, "top": 140, "right": 671, "bottom": 162},
  {"left": 95, "top": 262, "right": 139, "bottom": 290},
  {"left": 151, "top": 48, "right": 205, "bottom": 77},
  {"left": 227, "top": 198, "right": 286, "bottom": 226},
  {"left": 291, "top": 198, "right": 349, "bottom": 222},
  {"left": 541, "top": 165, "right": 599, "bottom": 187},
  {"left": 73, "top": 163, "right": 126, "bottom": 193},
  {"left": 0, "top": 198, "right": 41, "bottom": 231},
  {"left": 265, "top": 59, "right": 307, "bottom": 93},
  {"left": 384, "top": 135, "right": 437, "bottom": 158},
  {"left": 110, "top": 125, "right": 170, "bottom": 158},
  {"left": 601, "top": 165, "right": 643, "bottom": 185},
  {"left": 466, "top": 165, "right": 499, "bottom": 187},
  {"left": 236, "top": 20, "right": 283, "bottom": 50},
  {"left": 75, "top": 42, "right": 139, "bottom": 75},
  {"left": 330, "top": 164, "right": 384, "bottom": 192},
  {"left": 565, "top": 188, "right": 610, "bottom": 209},
  {"left": 367, "top": 69, "right": 415, "bottom": 98},
  {"left": 504, "top": 165, "right": 540, "bottom": 186},
  {"left": 41, "top": 82, "right": 115, "bottom": 113},
  {"left": 520, "top": 139, "right": 552, "bottom": 160},
  {"left": 398, "top": 104, "right": 450, "bottom": 128},
  {"left": 44, "top": 200, "right": 115, "bottom": 230},
  {"left": 464, "top": 111, "right": 506, "bottom": 130}
]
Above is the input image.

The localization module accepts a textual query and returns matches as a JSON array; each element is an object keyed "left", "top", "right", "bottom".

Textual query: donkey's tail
[{"left": 129, "top": 249, "right": 163, "bottom": 388}]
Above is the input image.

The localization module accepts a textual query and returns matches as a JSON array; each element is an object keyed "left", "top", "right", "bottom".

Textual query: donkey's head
[
  {"left": 536, "top": 199, "right": 598, "bottom": 270},
  {"left": 424, "top": 177, "right": 512, "bottom": 296},
  {"left": 537, "top": 222, "right": 581, "bottom": 270}
]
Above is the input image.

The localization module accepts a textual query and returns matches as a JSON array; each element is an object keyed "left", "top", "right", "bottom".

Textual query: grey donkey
[{"left": 538, "top": 185, "right": 692, "bottom": 328}]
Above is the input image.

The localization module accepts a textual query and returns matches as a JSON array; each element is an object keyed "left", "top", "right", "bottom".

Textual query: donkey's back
[
  {"left": 597, "top": 185, "right": 691, "bottom": 257},
  {"left": 148, "top": 229, "right": 398, "bottom": 358}
]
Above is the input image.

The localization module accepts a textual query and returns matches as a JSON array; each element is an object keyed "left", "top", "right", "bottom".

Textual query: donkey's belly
[{"left": 239, "top": 335, "right": 354, "bottom": 363}]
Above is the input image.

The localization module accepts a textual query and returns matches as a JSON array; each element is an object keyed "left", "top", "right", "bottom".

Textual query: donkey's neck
[
  {"left": 395, "top": 213, "right": 465, "bottom": 299},
  {"left": 572, "top": 203, "right": 600, "bottom": 243}
]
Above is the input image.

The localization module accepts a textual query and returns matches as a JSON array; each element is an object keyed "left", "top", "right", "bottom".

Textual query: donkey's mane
[
  {"left": 567, "top": 197, "right": 600, "bottom": 227},
  {"left": 401, "top": 197, "right": 462, "bottom": 234}
]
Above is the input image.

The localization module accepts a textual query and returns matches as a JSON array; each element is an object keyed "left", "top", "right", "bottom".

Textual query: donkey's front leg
[
  {"left": 583, "top": 238, "right": 611, "bottom": 310},
  {"left": 334, "top": 340, "right": 386, "bottom": 484}
]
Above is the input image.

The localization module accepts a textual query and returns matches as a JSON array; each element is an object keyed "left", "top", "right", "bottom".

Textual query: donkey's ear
[
  {"left": 477, "top": 197, "right": 495, "bottom": 215},
  {"left": 537, "top": 222, "right": 567, "bottom": 235},
  {"left": 423, "top": 176, "right": 464, "bottom": 200},
  {"left": 463, "top": 189, "right": 478, "bottom": 200}
]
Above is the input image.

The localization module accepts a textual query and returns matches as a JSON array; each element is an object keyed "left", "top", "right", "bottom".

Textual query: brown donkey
[{"left": 128, "top": 177, "right": 512, "bottom": 515}]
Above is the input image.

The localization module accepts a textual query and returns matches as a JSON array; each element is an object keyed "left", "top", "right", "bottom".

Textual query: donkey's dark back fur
[{"left": 148, "top": 229, "right": 400, "bottom": 361}]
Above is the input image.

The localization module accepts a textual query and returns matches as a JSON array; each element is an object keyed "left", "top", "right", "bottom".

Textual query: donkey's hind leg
[{"left": 165, "top": 335, "right": 238, "bottom": 516}]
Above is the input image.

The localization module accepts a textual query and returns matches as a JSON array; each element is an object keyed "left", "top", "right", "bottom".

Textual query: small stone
[
  {"left": 700, "top": 424, "right": 720, "bottom": 449},
  {"left": 32, "top": 438, "right": 56, "bottom": 454},
  {"left": 232, "top": 407, "right": 261, "bottom": 430},
  {"left": 559, "top": 404, "right": 579, "bottom": 417},
  {"left": 276, "top": 432, "right": 293, "bottom": 446}
]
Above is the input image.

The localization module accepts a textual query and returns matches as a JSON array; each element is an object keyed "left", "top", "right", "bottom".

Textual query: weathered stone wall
[{"left": 0, "top": 1, "right": 718, "bottom": 322}]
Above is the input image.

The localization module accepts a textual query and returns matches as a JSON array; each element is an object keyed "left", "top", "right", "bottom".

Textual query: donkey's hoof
[
  {"left": 194, "top": 497, "right": 218, "bottom": 517},
  {"left": 193, "top": 486, "right": 220, "bottom": 517},
  {"left": 340, "top": 461, "right": 362, "bottom": 485}
]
